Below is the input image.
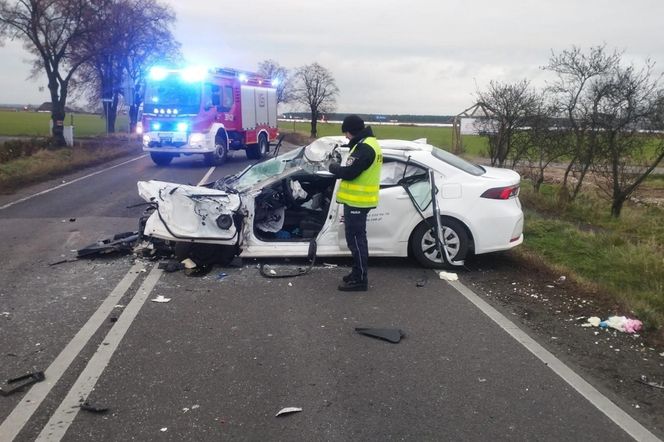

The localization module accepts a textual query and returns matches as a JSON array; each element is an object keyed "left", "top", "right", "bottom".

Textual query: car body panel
[{"left": 136, "top": 136, "right": 525, "bottom": 263}]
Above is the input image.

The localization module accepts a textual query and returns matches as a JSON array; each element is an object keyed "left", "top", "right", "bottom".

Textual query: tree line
[{"left": 473, "top": 45, "right": 664, "bottom": 217}]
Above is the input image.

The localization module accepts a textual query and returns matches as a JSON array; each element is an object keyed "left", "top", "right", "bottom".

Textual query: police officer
[{"left": 329, "top": 115, "right": 383, "bottom": 291}]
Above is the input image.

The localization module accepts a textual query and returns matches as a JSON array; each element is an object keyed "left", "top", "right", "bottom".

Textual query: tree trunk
[
  {"left": 610, "top": 196, "right": 624, "bottom": 218},
  {"left": 310, "top": 109, "right": 318, "bottom": 138},
  {"left": 48, "top": 80, "right": 67, "bottom": 147},
  {"left": 129, "top": 103, "right": 140, "bottom": 133},
  {"left": 107, "top": 94, "right": 119, "bottom": 133}
]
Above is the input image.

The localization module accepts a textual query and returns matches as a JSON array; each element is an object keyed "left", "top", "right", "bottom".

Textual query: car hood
[{"left": 138, "top": 180, "right": 241, "bottom": 241}]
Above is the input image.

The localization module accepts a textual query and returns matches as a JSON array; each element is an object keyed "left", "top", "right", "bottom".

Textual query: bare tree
[
  {"left": 292, "top": 63, "right": 339, "bottom": 137},
  {"left": 0, "top": 0, "right": 98, "bottom": 145},
  {"left": 73, "top": 0, "right": 178, "bottom": 133},
  {"left": 257, "top": 59, "right": 293, "bottom": 105},
  {"left": 543, "top": 45, "right": 621, "bottom": 200},
  {"left": 475, "top": 79, "right": 539, "bottom": 167},
  {"left": 588, "top": 61, "right": 664, "bottom": 217},
  {"left": 520, "top": 96, "right": 571, "bottom": 192}
]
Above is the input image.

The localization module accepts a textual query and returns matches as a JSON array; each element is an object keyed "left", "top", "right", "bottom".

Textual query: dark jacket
[{"left": 328, "top": 126, "right": 376, "bottom": 180}]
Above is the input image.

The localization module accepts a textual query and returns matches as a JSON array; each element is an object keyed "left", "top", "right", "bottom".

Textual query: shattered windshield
[{"left": 216, "top": 138, "right": 341, "bottom": 192}]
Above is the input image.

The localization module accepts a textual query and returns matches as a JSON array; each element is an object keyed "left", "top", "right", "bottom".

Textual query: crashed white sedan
[{"left": 137, "top": 136, "right": 523, "bottom": 268}]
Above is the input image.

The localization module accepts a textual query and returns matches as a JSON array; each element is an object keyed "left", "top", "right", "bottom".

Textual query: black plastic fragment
[
  {"left": 77, "top": 232, "right": 139, "bottom": 258},
  {"left": 1, "top": 371, "right": 45, "bottom": 396},
  {"left": 158, "top": 261, "right": 186, "bottom": 273},
  {"left": 355, "top": 328, "right": 405, "bottom": 344},
  {"left": 80, "top": 401, "right": 109, "bottom": 413}
]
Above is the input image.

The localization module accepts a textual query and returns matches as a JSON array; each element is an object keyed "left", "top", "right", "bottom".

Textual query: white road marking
[
  {"left": 36, "top": 265, "right": 163, "bottom": 441},
  {"left": 0, "top": 154, "right": 148, "bottom": 211},
  {"left": 0, "top": 262, "right": 144, "bottom": 441},
  {"left": 198, "top": 166, "right": 216, "bottom": 185},
  {"left": 445, "top": 277, "right": 661, "bottom": 442}
]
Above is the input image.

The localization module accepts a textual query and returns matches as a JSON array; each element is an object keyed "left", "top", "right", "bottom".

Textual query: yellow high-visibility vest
[{"left": 336, "top": 137, "right": 383, "bottom": 208}]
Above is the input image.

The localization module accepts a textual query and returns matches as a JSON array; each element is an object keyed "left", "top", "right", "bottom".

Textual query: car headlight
[
  {"left": 142, "top": 135, "right": 151, "bottom": 145},
  {"left": 189, "top": 133, "right": 205, "bottom": 144},
  {"left": 216, "top": 214, "right": 233, "bottom": 230}
]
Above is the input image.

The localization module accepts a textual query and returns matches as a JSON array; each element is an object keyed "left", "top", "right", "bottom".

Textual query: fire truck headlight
[
  {"left": 151, "top": 122, "right": 161, "bottom": 131},
  {"left": 189, "top": 133, "right": 205, "bottom": 145},
  {"left": 177, "top": 122, "right": 189, "bottom": 132},
  {"left": 142, "top": 135, "right": 151, "bottom": 146}
]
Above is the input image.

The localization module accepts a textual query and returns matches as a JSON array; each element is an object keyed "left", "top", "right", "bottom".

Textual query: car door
[{"left": 334, "top": 159, "right": 429, "bottom": 255}]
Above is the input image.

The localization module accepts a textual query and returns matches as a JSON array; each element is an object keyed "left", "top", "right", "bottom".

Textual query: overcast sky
[{"left": 2, "top": 0, "right": 664, "bottom": 114}]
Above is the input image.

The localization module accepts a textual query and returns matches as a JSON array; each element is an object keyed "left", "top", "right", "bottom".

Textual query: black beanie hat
[{"left": 341, "top": 115, "right": 365, "bottom": 135}]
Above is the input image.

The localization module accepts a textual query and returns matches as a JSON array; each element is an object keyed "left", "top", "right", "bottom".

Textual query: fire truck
[{"left": 139, "top": 66, "right": 279, "bottom": 166}]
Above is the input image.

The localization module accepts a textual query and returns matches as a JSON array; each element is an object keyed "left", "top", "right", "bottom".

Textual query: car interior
[
  {"left": 252, "top": 158, "right": 430, "bottom": 242},
  {"left": 253, "top": 173, "right": 337, "bottom": 241}
]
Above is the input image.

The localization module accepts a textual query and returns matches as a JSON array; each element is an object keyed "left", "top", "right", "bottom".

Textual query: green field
[
  {"left": 278, "top": 121, "right": 489, "bottom": 157},
  {"left": 0, "top": 110, "right": 130, "bottom": 137}
]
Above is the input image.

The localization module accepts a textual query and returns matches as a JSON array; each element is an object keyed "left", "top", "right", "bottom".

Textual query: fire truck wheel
[
  {"left": 246, "top": 134, "right": 269, "bottom": 160},
  {"left": 150, "top": 152, "right": 173, "bottom": 166},
  {"left": 205, "top": 138, "right": 228, "bottom": 166}
]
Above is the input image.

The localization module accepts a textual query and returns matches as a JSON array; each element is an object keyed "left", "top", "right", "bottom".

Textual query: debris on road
[
  {"left": 216, "top": 272, "right": 228, "bottom": 281},
  {"left": 637, "top": 375, "right": 664, "bottom": 390},
  {"left": 158, "top": 261, "right": 185, "bottom": 273},
  {"left": 276, "top": 407, "right": 302, "bottom": 417},
  {"left": 80, "top": 401, "right": 109, "bottom": 413},
  {"left": 0, "top": 371, "right": 45, "bottom": 396},
  {"left": 355, "top": 327, "right": 405, "bottom": 344},
  {"left": 416, "top": 277, "right": 428, "bottom": 287},
  {"left": 151, "top": 295, "right": 171, "bottom": 303},
  {"left": 77, "top": 232, "right": 139, "bottom": 258},
  {"left": 438, "top": 271, "right": 458, "bottom": 281},
  {"left": 582, "top": 315, "right": 643, "bottom": 334}
]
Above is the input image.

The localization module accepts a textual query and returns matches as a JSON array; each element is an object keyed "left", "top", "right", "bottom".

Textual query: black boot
[
  {"left": 338, "top": 279, "right": 368, "bottom": 291},
  {"left": 342, "top": 272, "right": 355, "bottom": 283}
]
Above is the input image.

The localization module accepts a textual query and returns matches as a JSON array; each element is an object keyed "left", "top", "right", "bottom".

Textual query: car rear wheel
[
  {"left": 246, "top": 133, "right": 268, "bottom": 160},
  {"left": 150, "top": 152, "right": 173, "bottom": 166},
  {"left": 410, "top": 217, "right": 469, "bottom": 268}
]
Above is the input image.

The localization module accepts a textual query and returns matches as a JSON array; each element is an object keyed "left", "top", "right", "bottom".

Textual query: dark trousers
[{"left": 344, "top": 205, "right": 370, "bottom": 282}]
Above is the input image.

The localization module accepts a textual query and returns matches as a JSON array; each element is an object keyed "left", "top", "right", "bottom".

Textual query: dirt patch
[{"left": 459, "top": 252, "right": 664, "bottom": 436}]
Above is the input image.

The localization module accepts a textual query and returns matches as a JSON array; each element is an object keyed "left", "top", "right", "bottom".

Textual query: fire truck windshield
[{"left": 144, "top": 79, "right": 201, "bottom": 113}]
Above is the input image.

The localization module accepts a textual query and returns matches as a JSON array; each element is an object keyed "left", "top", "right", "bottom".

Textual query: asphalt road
[{"left": 0, "top": 149, "right": 658, "bottom": 441}]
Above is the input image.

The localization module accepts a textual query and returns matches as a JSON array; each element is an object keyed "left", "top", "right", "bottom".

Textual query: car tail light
[{"left": 480, "top": 184, "right": 520, "bottom": 200}]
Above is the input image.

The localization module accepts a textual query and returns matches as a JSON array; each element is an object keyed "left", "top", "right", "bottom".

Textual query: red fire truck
[{"left": 140, "top": 66, "right": 279, "bottom": 166}]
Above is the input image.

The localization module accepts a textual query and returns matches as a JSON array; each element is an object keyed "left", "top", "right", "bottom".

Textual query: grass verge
[
  {"left": 0, "top": 135, "right": 142, "bottom": 193},
  {"left": 519, "top": 183, "right": 664, "bottom": 338}
]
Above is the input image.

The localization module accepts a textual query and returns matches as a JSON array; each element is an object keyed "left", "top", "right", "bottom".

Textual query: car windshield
[
  {"left": 215, "top": 138, "right": 341, "bottom": 192},
  {"left": 431, "top": 148, "right": 485, "bottom": 176}
]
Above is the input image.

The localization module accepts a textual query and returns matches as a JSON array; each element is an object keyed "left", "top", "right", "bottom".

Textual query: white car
[{"left": 137, "top": 136, "right": 523, "bottom": 268}]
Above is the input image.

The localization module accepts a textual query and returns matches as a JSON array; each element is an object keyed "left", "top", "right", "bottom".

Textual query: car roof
[{"left": 316, "top": 136, "right": 435, "bottom": 153}]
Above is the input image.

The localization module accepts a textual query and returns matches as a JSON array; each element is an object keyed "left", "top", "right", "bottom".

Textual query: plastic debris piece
[
  {"left": 438, "top": 271, "right": 458, "bottom": 281},
  {"left": 637, "top": 375, "right": 664, "bottom": 390},
  {"left": 160, "top": 427, "right": 168, "bottom": 432},
  {"left": 276, "top": 407, "right": 302, "bottom": 417},
  {"left": 158, "top": 261, "right": 186, "bottom": 273},
  {"left": 77, "top": 232, "right": 139, "bottom": 258},
  {"left": 288, "top": 282, "right": 292, "bottom": 287},
  {"left": 1, "top": 371, "right": 45, "bottom": 396},
  {"left": 181, "top": 258, "right": 197, "bottom": 269},
  {"left": 598, "top": 316, "right": 643, "bottom": 334},
  {"left": 80, "top": 402, "right": 109, "bottom": 413},
  {"left": 416, "top": 278, "right": 427, "bottom": 287},
  {"left": 355, "top": 327, "right": 405, "bottom": 344},
  {"left": 216, "top": 272, "right": 228, "bottom": 281},
  {"left": 582, "top": 317, "right": 602, "bottom": 328},
  {"left": 151, "top": 295, "right": 171, "bottom": 303},
  {"left": 322, "top": 263, "right": 338, "bottom": 268}
]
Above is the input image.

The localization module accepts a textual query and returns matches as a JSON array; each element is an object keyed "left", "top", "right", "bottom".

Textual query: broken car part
[
  {"left": 355, "top": 327, "right": 405, "bottom": 344},
  {"left": 0, "top": 371, "right": 45, "bottom": 396},
  {"left": 276, "top": 407, "right": 302, "bottom": 417},
  {"left": 77, "top": 232, "right": 139, "bottom": 258},
  {"left": 80, "top": 401, "right": 109, "bottom": 413}
]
